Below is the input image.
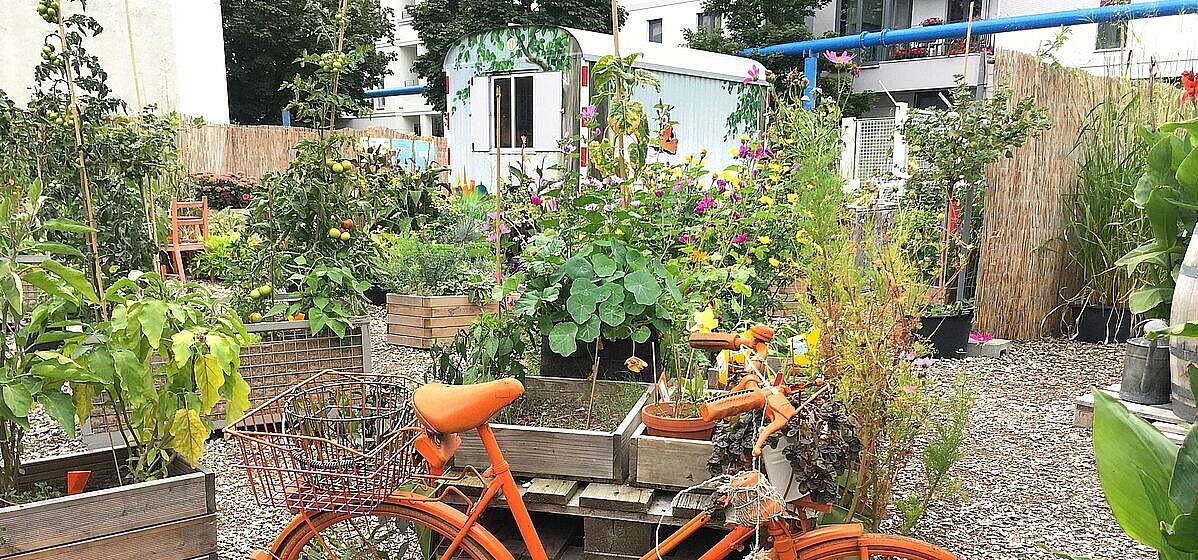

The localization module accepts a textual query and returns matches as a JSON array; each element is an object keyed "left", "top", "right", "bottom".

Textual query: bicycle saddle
[{"left": 412, "top": 378, "right": 524, "bottom": 434}]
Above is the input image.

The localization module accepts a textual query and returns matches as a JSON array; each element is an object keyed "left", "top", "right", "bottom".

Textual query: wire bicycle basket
[{"left": 227, "top": 370, "right": 425, "bottom": 515}]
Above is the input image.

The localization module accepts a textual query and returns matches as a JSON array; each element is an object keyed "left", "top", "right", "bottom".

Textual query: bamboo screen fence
[
  {"left": 175, "top": 123, "right": 447, "bottom": 178},
  {"left": 975, "top": 49, "right": 1183, "bottom": 339}
]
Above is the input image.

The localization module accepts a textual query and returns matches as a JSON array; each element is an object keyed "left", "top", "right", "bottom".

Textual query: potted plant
[
  {"left": 920, "top": 17, "right": 944, "bottom": 26},
  {"left": 377, "top": 235, "right": 497, "bottom": 349},
  {"left": 900, "top": 78, "right": 1051, "bottom": 355},
  {"left": 641, "top": 368, "right": 713, "bottom": 440}
]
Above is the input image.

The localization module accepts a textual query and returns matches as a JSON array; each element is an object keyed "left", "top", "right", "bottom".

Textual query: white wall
[
  {"left": 625, "top": 0, "right": 707, "bottom": 47},
  {"left": 0, "top": 0, "right": 229, "bottom": 123},
  {"left": 356, "top": 0, "right": 435, "bottom": 133}
]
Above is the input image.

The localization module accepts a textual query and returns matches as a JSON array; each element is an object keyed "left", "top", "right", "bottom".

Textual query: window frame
[
  {"left": 1095, "top": 0, "right": 1130, "bottom": 51},
  {"left": 697, "top": 12, "right": 721, "bottom": 31},
  {"left": 648, "top": 18, "right": 664, "bottom": 43},
  {"left": 492, "top": 74, "right": 537, "bottom": 149}
]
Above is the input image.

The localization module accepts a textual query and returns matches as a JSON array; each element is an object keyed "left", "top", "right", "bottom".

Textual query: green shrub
[
  {"left": 187, "top": 234, "right": 240, "bottom": 281},
  {"left": 377, "top": 237, "right": 493, "bottom": 301}
]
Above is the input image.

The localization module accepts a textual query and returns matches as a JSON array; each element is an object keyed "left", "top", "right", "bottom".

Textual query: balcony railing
[{"left": 856, "top": 33, "right": 992, "bottom": 65}]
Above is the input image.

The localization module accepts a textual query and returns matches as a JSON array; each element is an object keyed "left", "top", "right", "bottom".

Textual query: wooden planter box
[
  {"left": 628, "top": 422, "right": 715, "bottom": 489},
  {"left": 0, "top": 447, "right": 216, "bottom": 560},
  {"left": 455, "top": 376, "right": 649, "bottom": 483},
  {"left": 385, "top": 294, "right": 496, "bottom": 349},
  {"left": 82, "top": 317, "right": 371, "bottom": 447}
]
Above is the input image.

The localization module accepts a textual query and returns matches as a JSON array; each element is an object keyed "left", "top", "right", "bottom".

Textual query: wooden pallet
[{"left": 1074, "top": 383, "right": 1192, "bottom": 444}]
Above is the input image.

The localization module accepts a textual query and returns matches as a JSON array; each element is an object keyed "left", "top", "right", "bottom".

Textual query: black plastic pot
[
  {"left": 1072, "top": 305, "right": 1132, "bottom": 343},
  {"left": 363, "top": 285, "right": 388, "bottom": 306},
  {"left": 538, "top": 334, "right": 661, "bottom": 383},
  {"left": 917, "top": 311, "right": 973, "bottom": 358}
]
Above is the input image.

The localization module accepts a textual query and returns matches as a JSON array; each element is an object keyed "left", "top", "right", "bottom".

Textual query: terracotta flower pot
[{"left": 641, "top": 402, "right": 715, "bottom": 440}]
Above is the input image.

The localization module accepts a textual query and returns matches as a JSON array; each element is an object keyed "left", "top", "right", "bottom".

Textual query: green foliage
[
  {"left": 897, "top": 372, "right": 973, "bottom": 534},
  {"left": 356, "top": 146, "right": 447, "bottom": 235},
  {"left": 1091, "top": 374, "right": 1198, "bottom": 558},
  {"left": 0, "top": 176, "right": 101, "bottom": 498},
  {"left": 587, "top": 53, "right": 661, "bottom": 180},
  {"left": 221, "top": 0, "right": 395, "bottom": 125},
  {"left": 189, "top": 172, "right": 259, "bottom": 210},
  {"left": 1116, "top": 117, "right": 1198, "bottom": 317},
  {"left": 72, "top": 272, "right": 254, "bottom": 481},
  {"left": 901, "top": 77, "right": 1051, "bottom": 302},
  {"left": 377, "top": 237, "right": 494, "bottom": 301},
  {"left": 429, "top": 313, "right": 532, "bottom": 383},
  {"left": 683, "top": 0, "right": 822, "bottom": 80},
  {"left": 187, "top": 234, "right": 242, "bottom": 282},
  {"left": 410, "top": 0, "right": 622, "bottom": 112},
  {"left": 286, "top": 265, "right": 369, "bottom": 337}
]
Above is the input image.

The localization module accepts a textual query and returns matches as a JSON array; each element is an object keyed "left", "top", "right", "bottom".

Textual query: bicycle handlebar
[
  {"left": 699, "top": 389, "right": 765, "bottom": 422},
  {"left": 698, "top": 376, "right": 797, "bottom": 456}
]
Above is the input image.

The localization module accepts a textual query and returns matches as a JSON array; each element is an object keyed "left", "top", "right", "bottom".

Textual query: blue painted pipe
[
  {"left": 363, "top": 85, "right": 426, "bottom": 98},
  {"left": 745, "top": 0, "right": 1198, "bottom": 56}
]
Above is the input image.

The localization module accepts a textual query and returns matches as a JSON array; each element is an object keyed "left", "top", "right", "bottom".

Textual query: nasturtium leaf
[
  {"left": 561, "top": 256, "right": 594, "bottom": 280},
  {"left": 625, "top": 250, "right": 649, "bottom": 269},
  {"left": 548, "top": 322, "right": 579, "bottom": 356},
  {"left": 624, "top": 270, "right": 661, "bottom": 305},
  {"left": 566, "top": 292, "right": 597, "bottom": 324},
  {"left": 194, "top": 354, "right": 226, "bottom": 415},
  {"left": 591, "top": 254, "right": 618, "bottom": 277},
  {"left": 169, "top": 408, "right": 208, "bottom": 466},
  {"left": 577, "top": 317, "right": 601, "bottom": 343},
  {"left": 599, "top": 297, "right": 626, "bottom": 327},
  {"left": 38, "top": 392, "right": 77, "bottom": 438},
  {"left": 632, "top": 326, "right": 651, "bottom": 343}
]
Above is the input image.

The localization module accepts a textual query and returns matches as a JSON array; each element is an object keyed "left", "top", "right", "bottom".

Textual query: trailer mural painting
[{"left": 443, "top": 26, "right": 768, "bottom": 187}]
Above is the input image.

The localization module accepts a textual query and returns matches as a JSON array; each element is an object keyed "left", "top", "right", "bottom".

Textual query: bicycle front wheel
[
  {"left": 269, "top": 500, "right": 508, "bottom": 560},
  {"left": 797, "top": 533, "right": 959, "bottom": 560}
]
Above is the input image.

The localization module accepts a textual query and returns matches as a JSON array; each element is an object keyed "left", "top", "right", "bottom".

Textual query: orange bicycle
[{"left": 231, "top": 328, "right": 958, "bottom": 560}]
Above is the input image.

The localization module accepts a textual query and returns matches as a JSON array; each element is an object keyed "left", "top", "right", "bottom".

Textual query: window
[
  {"left": 397, "top": 0, "right": 418, "bottom": 21},
  {"left": 494, "top": 75, "right": 535, "bottom": 148},
  {"left": 1095, "top": 0, "right": 1129, "bottom": 50},
  {"left": 914, "top": 90, "right": 950, "bottom": 109},
  {"left": 431, "top": 116, "right": 444, "bottom": 137},
  {"left": 839, "top": 0, "right": 909, "bottom": 34},
  {"left": 946, "top": 0, "right": 982, "bottom": 23},
  {"left": 648, "top": 19, "right": 663, "bottom": 43},
  {"left": 697, "top": 12, "right": 721, "bottom": 31}
]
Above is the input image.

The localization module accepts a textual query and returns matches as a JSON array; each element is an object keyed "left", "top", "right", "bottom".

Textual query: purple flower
[
  {"left": 581, "top": 105, "right": 598, "bottom": 121},
  {"left": 694, "top": 195, "right": 716, "bottom": 215},
  {"left": 593, "top": 127, "right": 602, "bottom": 137},
  {"left": 630, "top": 200, "right": 641, "bottom": 208},
  {"left": 789, "top": 162, "right": 802, "bottom": 172},
  {"left": 743, "top": 65, "right": 761, "bottom": 85},
  {"left": 562, "top": 144, "right": 575, "bottom": 154},
  {"left": 654, "top": 188, "right": 664, "bottom": 197},
  {"left": 731, "top": 211, "right": 742, "bottom": 220},
  {"left": 530, "top": 195, "right": 543, "bottom": 206},
  {"left": 732, "top": 193, "right": 744, "bottom": 202},
  {"left": 823, "top": 50, "right": 855, "bottom": 65},
  {"left": 732, "top": 233, "right": 748, "bottom": 244},
  {"left": 716, "top": 179, "right": 727, "bottom": 191},
  {"left": 679, "top": 233, "right": 690, "bottom": 244},
  {"left": 738, "top": 145, "right": 751, "bottom": 158},
  {"left": 750, "top": 169, "right": 759, "bottom": 179},
  {"left": 604, "top": 203, "right": 615, "bottom": 212},
  {"left": 913, "top": 357, "right": 935, "bottom": 367},
  {"left": 673, "top": 183, "right": 682, "bottom": 193}
]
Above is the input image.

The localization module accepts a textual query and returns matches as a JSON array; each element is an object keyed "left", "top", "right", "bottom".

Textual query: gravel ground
[{"left": 18, "top": 312, "right": 1157, "bottom": 559}]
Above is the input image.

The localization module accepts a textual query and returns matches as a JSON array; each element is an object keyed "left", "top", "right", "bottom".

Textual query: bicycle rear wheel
[
  {"left": 797, "top": 533, "right": 958, "bottom": 560},
  {"left": 269, "top": 500, "right": 507, "bottom": 560}
]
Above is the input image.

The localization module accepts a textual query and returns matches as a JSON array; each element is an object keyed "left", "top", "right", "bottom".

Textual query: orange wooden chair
[{"left": 162, "top": 197, "right": 209, "bottom": 282}]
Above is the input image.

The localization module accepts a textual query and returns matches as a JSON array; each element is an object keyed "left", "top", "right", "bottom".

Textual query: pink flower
[
  {"left": 732, "top": 232, "right": 748, "bottom": 244},
  {"left": 653, "top": 188, "right": 664, "bottom": 197},
  {"left": 530, "top": 195, "right": 543, "bottom": 206},
  {"left": 913, "top": 357, "right": 935, "bottom": 367},
  {"left": 581, "top": 105, "right": 597, "bottom": 121},
  {"left": 242, "top": 193, "right": 251, "bottom": 201},
  {"left": 694, "top": 195, "right": 716, "bottom": 215},
  {"left": 630, "top": 200, "right": 641, "bottom": 208},
  {"left": 902, "top": 385, "right": 916, "bottom": 394},
  {"left": 969, "top": 332, "right": 994, "bottom": 343},
  {"left": 743, "top": 65, "right": 761, "bottom": 85},
  {"left": 679, "top": 233, "right": 690, "bottom": 244},
  {"left": 823, "top": 50, "right": 855, "bottom": 65},
  {"left": 901, "top": 351, "right": 916, "bottom": 361},
  {"left": 593, "top": 127, "right": 602, "bottom": 137}
]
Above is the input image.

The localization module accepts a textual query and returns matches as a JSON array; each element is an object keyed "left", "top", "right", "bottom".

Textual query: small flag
[{"left": 656, "top": 374, "right": 671, "bottom": 403}]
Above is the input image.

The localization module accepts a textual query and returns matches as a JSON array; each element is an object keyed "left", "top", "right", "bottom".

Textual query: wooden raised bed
[
  {"left": 0, "top": 447, "right": 215, "bottom": 560},
  {"left": 81, "top": 317, "right": 371, "bottom": 447},
  {"left": 455, "top": 376, "right": 649, "bottom": 483},
  {"left": 385, "top": 294, "right": 496, "bottom": 349}
]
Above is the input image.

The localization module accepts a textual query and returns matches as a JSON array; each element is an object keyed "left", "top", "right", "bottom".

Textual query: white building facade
[{"left": 0, "top": 0, "right": 230, "bottom": 123}]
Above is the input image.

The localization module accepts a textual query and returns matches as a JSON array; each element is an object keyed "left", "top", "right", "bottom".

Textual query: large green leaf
[
  {"left": 1130, "top": 286, "right": 1175, "bottom": 314},
  {"left": 30, "top": 241, "right": 83, "bottom": 258},
  {"left": 194, "top": 354, "right": 225, "bottom": 414},
  {"left": 548, "top": 322, "right": 578, "bottom": 356},
  {"left": 566, "top": 291, "right": 597, "bottom": 324},
  {"left": 1165, "top": 513, "right": 1198, "bottom": 552},
  {"left": 591, "top": 253, "right": 618, "bottom": 277},
  {"left": 38, "top": 392, "right": 77, "bottom": 438},
  {"left": 2, "top": 384, "right": 33, "bottom": 418},
  {"left": 1116, "top": 241, "right": 1174, "bottom": 272},
  {"left": 1093, "top": 389, "right": 1179, "bottom": 549},
  {"left": 136, "top": 300, "right": 169, "bottom": 349},
  {"left": 42, "top": 218, "right": 95, "bottom": 233},
  {"left": 624, "top": 269, "right": 662, "bottom": 306},
  {"left": 71, "top": 382, "right": 95, "bottom": 424},
  {"left": 168, "top": 408, "right": 208, "bottom": 466},
  {"left": 561, "top": 256, "right": 594, "bottom": 280},
  {"left": 40, "top": 259, "right": 98, "bottom": 304},
  {"left": 171, "top": 331, "right": 196, "bottom": 368},
  {"left": 0, "top": 262, "right": 21, "bottom": 314},
  {"left": 222, "top": 371, "right": 252, "bottom": 424},
  {"left": 114, "top": 348, "right": 153, "bottom": 404},
  {"left": 577, "top": 316, "right": 601, "bottom": 343},
  {"left": 1178, "top": 148, "right": 1198, "bottom": 190},
  {"left": 21, "top": 270, "right": 79, "bottom": 305},
  {"left": 599, "top": 296, "right": 626, "bottom": 327}
]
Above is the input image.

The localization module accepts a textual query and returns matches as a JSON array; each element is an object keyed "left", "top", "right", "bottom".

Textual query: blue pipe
[
  {"left": 744, "top": 0, "right": 1198, "bottom": 56},
  {"left": 363, "top": 85, "right": 426, "bottom": 98}
]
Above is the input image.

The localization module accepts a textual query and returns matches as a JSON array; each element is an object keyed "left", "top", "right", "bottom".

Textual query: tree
[
  {"left": 409, "top": 0, "right": 623, "bottom": 113},
  {"left": 222, "top": 0, "right": 395, "bottom": 125}
]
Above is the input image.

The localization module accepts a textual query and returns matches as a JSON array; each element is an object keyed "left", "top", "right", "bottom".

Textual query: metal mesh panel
[
  {"left": 86, "top": 321, "right": 368, "bottom": 433},
  {"left": 853, "top": 117, "right": 896, "bottom": 180}
]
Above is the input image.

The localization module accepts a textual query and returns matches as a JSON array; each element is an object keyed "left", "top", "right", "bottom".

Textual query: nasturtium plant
[{"left": 504, "top": 234, "right": 680, "bottom": 357}]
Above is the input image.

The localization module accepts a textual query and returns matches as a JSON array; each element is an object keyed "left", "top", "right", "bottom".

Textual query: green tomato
[
  {"left": 340, "top": 231, "right": 350, "bottom": 241},
  {"left": 328, "top": 227, "right": 342, "bottom": 238},
  {"left": 331, "top": 162, "right": 344, "bottom": 174},
  {"left": 250, "top": 288, "right": 262, "bottom": 300},
  {"left": 259, "top": 285, "right": 273, "bottom": 297}
]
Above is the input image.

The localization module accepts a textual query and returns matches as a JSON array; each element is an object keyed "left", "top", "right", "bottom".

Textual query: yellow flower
[
  {"left": 769, "top": 163, "right": 783, "bottom": 173},
  {"left": 738, "top": 134, "right": 750, "bottom": 143},
  {"left": 691, "top": 306, "right": 718, "bottom": 333},
  {"left": 759, "top": 195, "right": 775, "bottom": 206},
  {"left": 795, "top": 354, "right": 811, "bottom": 367},
  {"left": 787, "top": 193, "right": 798, "bottom": 203},
  {"left": 805, "top": 327, "right": 821, "bottom": 349},
  {"left": 769, "top": 257, "right": 781, "bottom": 267},
  {"left": 671, "top": 167, "right": 683, "bottom": 178},
  {"left": 795, "top": 229, "right": 811, "bottom": 245},
  {"left": 615, "top": 228, "right": 624, "bottom": 235},
  {"left": 758, "top": 235, "right": 771, "bottom": 245},
  {"left": 684, "top": 154, "right": 693, "bottom": 163},
  {"left": 806, "top": 183, "right": 815, "bottom": 190},
  {"left": 728, "top": 147, "right": 740, "bottom": 157},
  {"left": 720, "top": 170, "right": 736, "bottom": 181}
]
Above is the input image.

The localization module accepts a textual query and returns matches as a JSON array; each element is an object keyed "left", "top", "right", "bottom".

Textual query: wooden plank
[
  {"left": 525, "top": 479, "right": 580, "bottom": 505},
  {"left": 387, "top": 323, "right": 471, "bottom": 338},
  {"left": 388, "top": 294, "right": 475, "bottom": 307},
  {"left": 629, "top": 423, "right": 713, "bottom": 489},
  {"left": 386, "top": 304, "right": 490, "bottom": 318},
  {"left": 1074, "top": 385, "right": 1185, "bottom": 428},
  {"left": 577, "top": 483, "right": 654, "bottom": 513},
  {"left": 386, "top": 334, "right": 438, "bottom": 348},
  {"left": 388, "top": 314, "right": 480, "bottom": 328},
  {"left": 582, "top": 517, "right": 653, "bottom": 555},
  {"left": 487, "top": 511, "right": 576, "bottom": 560},
  {"left": 671, "top": 492, "right": 708, "bottom": 518},
  {"left": 7, "top": 513, "right": 217, "bottom": 560}
]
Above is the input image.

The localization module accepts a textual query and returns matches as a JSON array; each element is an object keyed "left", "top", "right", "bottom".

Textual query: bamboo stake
[
  {"left": 609, "top": 0, "right": 629, "bottom": 190},
  {"left": 56, "top": 12, "right": 108, "bottom": 319},
  {"left": 328, "top": 0, "right": 351, "bottom": 132},
  {"left": 494, "top": 85, "right": 504, "bottom": 292}
]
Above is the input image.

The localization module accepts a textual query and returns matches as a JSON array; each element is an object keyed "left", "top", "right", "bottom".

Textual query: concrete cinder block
[{"left": 966, "top": 339, "right": 1011, "bottom": 358}]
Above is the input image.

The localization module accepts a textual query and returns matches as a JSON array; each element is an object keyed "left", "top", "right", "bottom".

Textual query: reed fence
[
  {"left": 175, "top": 123, "right": 447, "bottom": 178},
  {"left": 976, "top": 49, "right": 1184, "bottom": 339}
]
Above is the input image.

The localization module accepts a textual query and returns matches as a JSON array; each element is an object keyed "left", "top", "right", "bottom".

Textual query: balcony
[{"left": 851, "top": 33, "right": 992, "bottom": 93}]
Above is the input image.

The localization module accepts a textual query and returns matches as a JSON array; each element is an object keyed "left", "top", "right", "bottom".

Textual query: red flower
[{"left": 1183, "top": 70, "right": 1198, "bottom": 106}]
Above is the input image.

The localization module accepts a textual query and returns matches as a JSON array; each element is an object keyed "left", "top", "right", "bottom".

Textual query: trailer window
[{"left": 493, "top": 75, "right": 536, "bottom": 148}]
